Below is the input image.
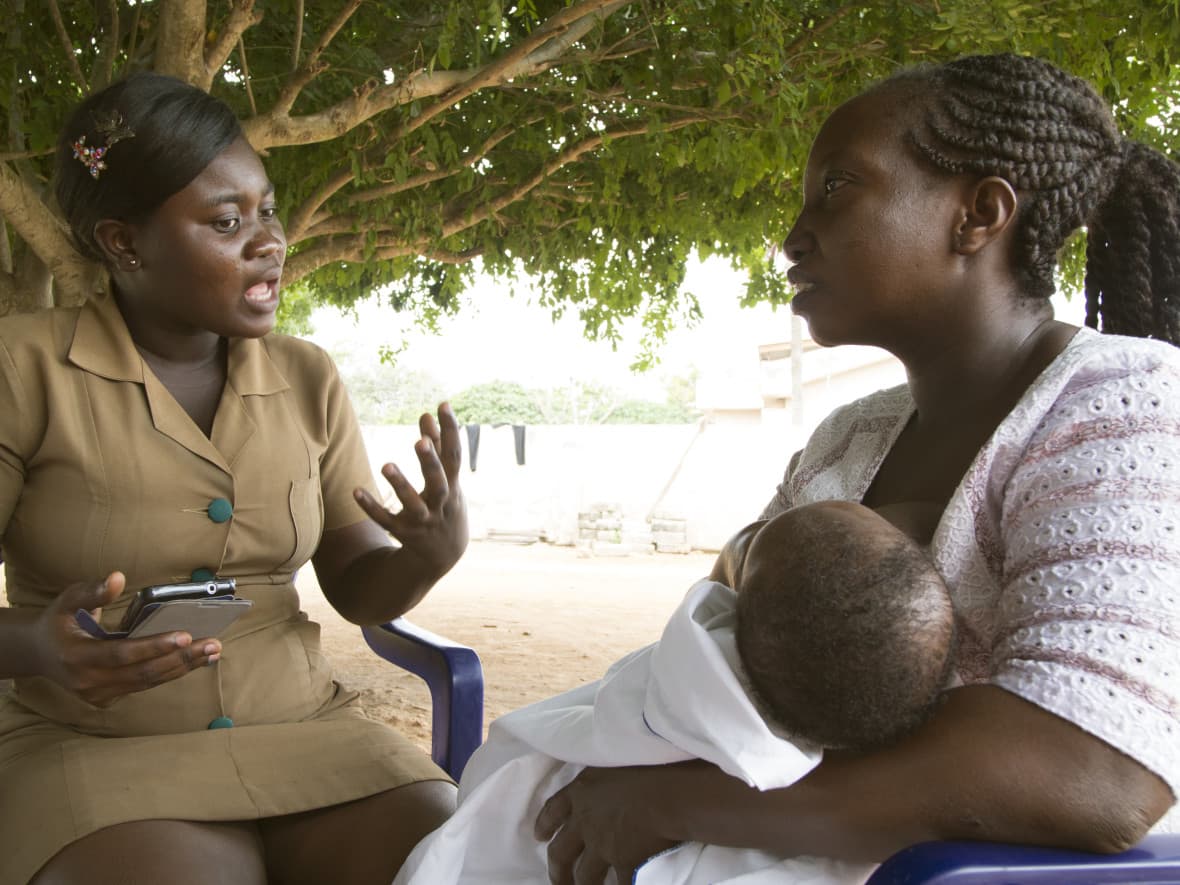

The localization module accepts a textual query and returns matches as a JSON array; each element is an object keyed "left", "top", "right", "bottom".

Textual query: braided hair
[{"left": 883, "top": 54, "right": 1180, "bottom": 344}]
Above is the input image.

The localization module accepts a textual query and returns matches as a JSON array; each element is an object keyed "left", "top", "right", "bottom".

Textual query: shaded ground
[{"left": 300, "top": 540, "right": 716, "bottom": 753}]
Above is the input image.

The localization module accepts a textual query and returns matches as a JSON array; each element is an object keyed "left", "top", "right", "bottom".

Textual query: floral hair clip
[{"left": 71, "top": 110, "right": 135, "bottom": 180}]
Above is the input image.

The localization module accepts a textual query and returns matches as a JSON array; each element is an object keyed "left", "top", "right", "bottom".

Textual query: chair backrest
[
  {"left": 362, "top": 618, "right": 484, "bottom": 779},
  {"left": 868, "top": 834, "right": 1180, "bottom": 884}
]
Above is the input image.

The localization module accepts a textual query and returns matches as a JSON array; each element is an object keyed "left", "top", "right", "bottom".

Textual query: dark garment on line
[
  {"left": 464, "top": 424, "right": 526, "bottom": 471},
  {"left": 465, "top": 424, "right": 481, "bottom": 471}
]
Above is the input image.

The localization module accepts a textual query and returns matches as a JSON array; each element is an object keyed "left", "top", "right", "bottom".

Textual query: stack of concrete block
[
  {"left": 576, "top": 504, "right": 654, "bottom": 556},
  {"left": 651, "top": 513, "right": 691, "bottom": 554}
]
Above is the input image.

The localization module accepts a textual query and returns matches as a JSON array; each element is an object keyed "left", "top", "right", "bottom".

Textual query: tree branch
[
  {"left": 0, "top": 148, "right": 51, "bottom": 163},
  {"left": 286, "top": 167, "right": 355, "bottom": 242},
  {"left": 437, "top": 114, "right": 708, "bottom": 236},
  {"left": 783, "top": 3, "right": 860, "bottom": 56},
  {"left": 127, "top": 0, "right": 142, "bottom": 62},
  {"left": 0, "top": 164, "right": 71, "bottom": 263},
  {"left": 94, "top": 0, "right": 120, "bottom": 91},
  {"left": 291, "top": 0, "right": 304, "bottom": 70},
  {"left": 0, "top": 218, "right": 11, "bottom": 275},
  {"left": 0, "top": 163, "right": 103, "bottom": 307},
  {"left": 284, "top": 239, "right": 491, "bottom": 275},
  {"left": 154, "top": 0, "right": 208, "bottom": 83},
  {"left": 346, "top": 124, "right": 519, "bottom": 208},
  {"left": 238, "top": 38, "right": 257, "bottom": 115},
  {"left": 388, "top": 0, "right": 636, "bottom": 144},
  {"left": 242, "top": 0, "right": 636, "bottom": 151},
  {"left": 0, "top": 270, "right": 14, "bottom": 313},
  {"left": 201, "top": 0, "right": 263, "bottom": 90},
  {"left": 269, "top": 2, "right": 636, "bottom": 238},
  {"left": 47, "top": 0, "right": 88, "bottom": 92},
  {"left": 274, "top": 0, "right": 363, "bottom": 115},
  {"left": 282, "top": 111, "right": 709, "bottom": 283}
]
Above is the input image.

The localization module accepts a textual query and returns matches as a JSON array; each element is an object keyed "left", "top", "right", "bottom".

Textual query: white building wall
[{"left": 360, "top": 345, "right": 905, "bottom": 552}]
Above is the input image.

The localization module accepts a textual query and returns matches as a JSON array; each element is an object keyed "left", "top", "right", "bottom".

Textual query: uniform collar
[
  {"left": 66, "top": 293, "right": 290, "bottom": 474},
  {"left": 67, "top": 292, "right": 290, "bottom": 395}
]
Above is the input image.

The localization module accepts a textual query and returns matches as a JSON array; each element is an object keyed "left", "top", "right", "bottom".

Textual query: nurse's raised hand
[{"left": 355, "top": 402, "right": 468, "bottom": 582}]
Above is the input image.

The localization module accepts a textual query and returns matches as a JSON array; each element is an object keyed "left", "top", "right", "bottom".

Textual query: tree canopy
[{"left": 2, "top": 0, "right": 1177, "bottom": 341}]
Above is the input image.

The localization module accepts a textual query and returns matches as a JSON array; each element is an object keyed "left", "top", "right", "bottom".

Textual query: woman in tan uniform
[{"left": 0, "top": 72, "right": 466, "bottom": 884}]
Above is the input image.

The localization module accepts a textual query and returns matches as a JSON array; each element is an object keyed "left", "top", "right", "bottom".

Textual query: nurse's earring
[{"left": 92, "top": 219, "right": 140, "bottom": 272}]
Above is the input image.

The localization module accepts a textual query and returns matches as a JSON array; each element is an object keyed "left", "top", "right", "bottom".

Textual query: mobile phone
[
  {"left": 125, "top": 597, "right": 252, "bottom": 639},
  {"left": 119, "top": 578, "right": 237, "bottom": 632}
]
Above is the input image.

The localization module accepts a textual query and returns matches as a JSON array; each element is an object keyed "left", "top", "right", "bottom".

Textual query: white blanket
[{"left": 395, "top": 580, "right": 875, "bottom": 885}]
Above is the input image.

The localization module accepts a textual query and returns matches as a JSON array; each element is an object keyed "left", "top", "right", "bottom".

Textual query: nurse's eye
[
  {"left": 260, "top": 205, "right": 279, "bottom": 221},
  {"left": 213, "top": 216, "right": 241, "bottom": 233},
  {"left": 823, "top": 175, "right": 849, "bottom": 196}
]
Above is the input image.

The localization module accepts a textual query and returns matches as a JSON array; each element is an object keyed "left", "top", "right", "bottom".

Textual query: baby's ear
[{"left": 953, "top": 176, "right": 1017, "bottom": 255}]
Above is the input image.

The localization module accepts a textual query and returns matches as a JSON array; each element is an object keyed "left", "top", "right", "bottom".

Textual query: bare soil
[{"left": 299, "top": 540, "right": 716, "bottom": 753}]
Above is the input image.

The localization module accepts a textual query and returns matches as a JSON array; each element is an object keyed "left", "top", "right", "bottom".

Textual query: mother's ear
[
  {"left": 953, "top": 176, "right": 1017, "bottom": 255},
  {"left": 92, "top": 219, "right": 141, "bottom": 272}
]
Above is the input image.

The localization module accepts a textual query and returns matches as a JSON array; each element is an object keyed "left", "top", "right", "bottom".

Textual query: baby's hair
[
  {"left": 883, "top": 53, "right": 1180, "bottom": 343},
  {"left": 54, "top": 71, "right": 243, "bottom": 263},
  {"left": 736, "top": 502, "right": 955, "bottom": 751}
]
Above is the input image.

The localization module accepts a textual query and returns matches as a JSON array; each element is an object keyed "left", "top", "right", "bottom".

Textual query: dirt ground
[{"left": 298, "top": 540, "right": 717, "bottom": 754}]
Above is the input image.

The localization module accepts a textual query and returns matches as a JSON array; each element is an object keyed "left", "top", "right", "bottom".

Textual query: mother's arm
[{"left": 536, "top": 683, "right": 1173, "bottom": 884}]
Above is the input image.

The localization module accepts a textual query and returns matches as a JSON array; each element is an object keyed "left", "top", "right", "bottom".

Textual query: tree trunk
[{"left": 14, "top": 249, "right": 52, "bottom": 312}]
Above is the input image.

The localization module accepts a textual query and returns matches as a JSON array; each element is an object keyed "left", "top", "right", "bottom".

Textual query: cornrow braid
[
  {"left": 881, "top": 54, "right": 1180, "bottom": 345},
  {"left": 1086, "top": 141, "right": 1180, "bottom": 343}
]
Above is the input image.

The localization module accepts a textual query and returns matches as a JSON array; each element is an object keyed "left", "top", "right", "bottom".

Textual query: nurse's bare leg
[
  {"left": 259, "top": 779, "right": 457, "bottom": 885},
  {"left": 32, "top": 819, "right": 267, "bottom": 885}
]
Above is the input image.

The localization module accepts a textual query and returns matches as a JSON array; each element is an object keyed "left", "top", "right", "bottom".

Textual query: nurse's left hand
[{"left": 354, "top": 402, "right": 468, "bottom": 581}]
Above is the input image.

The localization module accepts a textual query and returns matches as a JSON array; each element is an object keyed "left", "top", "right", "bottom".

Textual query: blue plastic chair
[
  {"left": 866, "top": 834, "right": 1180, "bottom": 884},
  {"left": 383, "top": 621, "right": 1180, "bottom": 882},
  {"left": 363, "top": 617, "right": 484, "bottom": 779}
]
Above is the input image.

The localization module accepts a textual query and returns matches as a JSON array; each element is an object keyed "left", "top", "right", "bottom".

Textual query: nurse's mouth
[{"left": 244, "top": 278, "right": 279, "bottom": 307}]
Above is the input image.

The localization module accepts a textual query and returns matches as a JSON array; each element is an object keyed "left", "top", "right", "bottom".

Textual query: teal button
[
  {"left": 207, "top": 498, "right": 233, "bottom": 523},
  {"left": 207, "top": 716, "right": 234, "bottom": 729},
  {"left": 190, "top": 567, "right": 216, "bottom": 582}
]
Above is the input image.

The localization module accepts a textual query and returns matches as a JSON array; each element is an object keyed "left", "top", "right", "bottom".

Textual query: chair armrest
[
  {"left": 866, "top": 833, "right": 1180, "bottom": 884},
  {"left": 362, "top": 618, "right": 484, "bottom": 780}
]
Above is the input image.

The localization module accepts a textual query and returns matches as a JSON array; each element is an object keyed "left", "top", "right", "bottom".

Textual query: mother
[
  {"left": 536, "top": 53, "right": 1180, "bottom": 883},
  {"left": 0, "top": 72, "right": 466, "bottom": 884}
]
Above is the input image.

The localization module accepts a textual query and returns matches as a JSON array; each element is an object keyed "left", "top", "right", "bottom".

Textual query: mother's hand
[
  {"left": 535, "top": 765, "right": 680, "bottom": 885},
  {"left": 34, "top": 571, "right": 221, "bottom": 706},
  {"left": 354, "top": 402, "right": 468, "bottom": 580}
]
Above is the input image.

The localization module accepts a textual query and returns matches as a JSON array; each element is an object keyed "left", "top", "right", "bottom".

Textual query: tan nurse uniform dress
[{"left": 0, "top": 294, "right": 447, "bottom": 884}]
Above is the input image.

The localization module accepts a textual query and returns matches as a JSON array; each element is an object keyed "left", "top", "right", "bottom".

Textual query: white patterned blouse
[{"left": 761, "top": 326, "right": 1180, "bottom": 823}]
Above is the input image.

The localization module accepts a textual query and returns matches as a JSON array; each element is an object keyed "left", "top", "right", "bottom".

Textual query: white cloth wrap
[{"left": 395, "top": 580, "right": 872, "bottom": 885}]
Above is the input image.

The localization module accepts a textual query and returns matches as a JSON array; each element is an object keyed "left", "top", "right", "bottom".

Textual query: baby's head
[{"left": 735, "top": 500, "right": 954, "bottom": 750}]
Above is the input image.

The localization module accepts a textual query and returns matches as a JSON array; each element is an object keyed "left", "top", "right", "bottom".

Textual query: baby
[{"left": 397, "top": 499, "right": 955, "bottom": 885}]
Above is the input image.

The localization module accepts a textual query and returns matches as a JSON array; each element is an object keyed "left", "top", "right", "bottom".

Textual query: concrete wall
[
  {"left": 363, "top": 418, "right": 808, "bottom": 553},
  {"left": 358, "top": 339, "right": 909, "bottom": 552}
]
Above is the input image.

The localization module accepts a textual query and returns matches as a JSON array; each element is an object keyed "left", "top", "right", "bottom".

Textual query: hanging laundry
[{"left": 465, "top": 424, "right": 481, "bottom": 472}]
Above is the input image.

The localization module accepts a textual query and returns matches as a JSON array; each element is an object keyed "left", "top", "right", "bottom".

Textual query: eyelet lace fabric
[{"left": 762, "top": 327, "right": 1180, "bottom": 823}]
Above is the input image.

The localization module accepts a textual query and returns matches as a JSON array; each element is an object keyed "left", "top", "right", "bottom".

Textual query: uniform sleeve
[
  {"left": 317, "top": 351, "right": 381, "bottom": 531},
  {"left": 0, "top": 337, "right": 35, "bottom": 539},
  {"left": 993, "top": 364, "right": 1180, "bottom": 798}
]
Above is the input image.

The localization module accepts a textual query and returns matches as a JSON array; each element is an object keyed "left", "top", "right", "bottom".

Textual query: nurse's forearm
[
  {"left": 0, "top": 608, "right": 51, "bottom": 678},
  {"left": 320, "top": 545, "right": 443, "bottom": 625}
]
